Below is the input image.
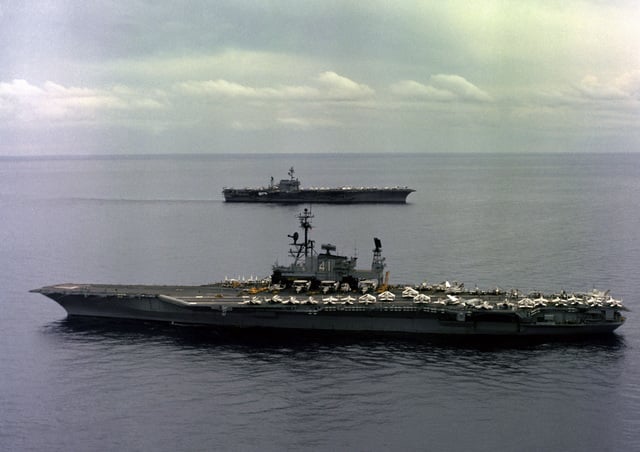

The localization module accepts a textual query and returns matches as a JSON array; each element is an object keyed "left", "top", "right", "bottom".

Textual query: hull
[
  {"left": 32, "top": 284, "right": 625, "bottom": 338},
  {"left": 223, "top": 188, "right": 414, "bottom": 204}
]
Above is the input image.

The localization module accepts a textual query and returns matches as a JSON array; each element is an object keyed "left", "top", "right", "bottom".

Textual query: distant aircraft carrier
[{"left": 222, "top": 167, "right": 415, "bottom": 203}]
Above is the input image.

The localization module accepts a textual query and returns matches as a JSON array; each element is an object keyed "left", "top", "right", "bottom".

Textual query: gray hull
[
  {"left": 33, "top": 284, "right": 625, "bottom": 338},
  {"left": 223, "top": 188, "right": 414, "bottom": 204}
]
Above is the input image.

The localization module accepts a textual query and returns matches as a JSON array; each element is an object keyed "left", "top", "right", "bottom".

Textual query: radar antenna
[
  {"left": 374, "top": 237, "right": 382, "bottom": 253},
  {"left": 371, "top": 237, "right": 386, "bottom": 285}
]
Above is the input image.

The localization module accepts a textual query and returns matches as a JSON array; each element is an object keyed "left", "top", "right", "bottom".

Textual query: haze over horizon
[{"left": 1, "top": 1, "right": 639, "bottom": 156}]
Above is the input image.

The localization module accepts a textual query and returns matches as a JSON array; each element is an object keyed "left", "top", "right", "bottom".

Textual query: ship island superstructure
[
  {"left": 32, "top": 209, "right": 626, "bottom": 338},
  {"left": 270, "top": 208, "right": 386, "bottom": 293},
  {"left": 222, "top": 167, "right": 414, "bottom": 204}
]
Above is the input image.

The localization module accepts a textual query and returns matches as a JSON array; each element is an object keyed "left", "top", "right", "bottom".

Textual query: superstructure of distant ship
[
  {"left": 222, "top": 167, "right": 415, "bottom": 204},
  {"left": 33, "top": 208, "right": 626, "bottom": 338}
]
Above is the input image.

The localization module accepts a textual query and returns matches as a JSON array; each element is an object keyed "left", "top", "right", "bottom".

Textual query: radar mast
[{"left": 288, "top": 208, "right": 315, "bottom": 264}]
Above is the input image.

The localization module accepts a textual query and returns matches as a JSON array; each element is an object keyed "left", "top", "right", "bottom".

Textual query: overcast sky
[{"left": 1, "top": 1, "right": 639, "bottom": 155}]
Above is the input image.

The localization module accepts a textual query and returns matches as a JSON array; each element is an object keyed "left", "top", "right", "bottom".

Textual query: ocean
[{"left": 1, "top": 153, "right": 639, "bottom": 451}]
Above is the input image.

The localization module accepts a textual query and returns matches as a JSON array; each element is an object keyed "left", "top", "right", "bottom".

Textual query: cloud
[
  {"left": 390, "top": 74, "right": 492, "bottom": 102},
  {"left": 0, "top": 79, "right": 165, "bottom": 123},
  {"left": 577, "top": 71, "right": 640, "bottom": 100},
  {"left": 175, "top": 72, "right": 374, "bottom": 102},
  {"left": 276, "top": 116, "right": 312, "bottom": 129},
  {"left": 176, "top": 79, "right": 317, "bottom": 100},
  {"left": 314, "top": 71, "right": 374, "bottom": 100},
  {"left": 529, "top": 70, "right": 640, "bottom": 111},
  {"left": 276, "top": 115, "right": 341, "bottom": 129},
  {"left": 229, "top": 114, "right": 338, "bottom": 132}
]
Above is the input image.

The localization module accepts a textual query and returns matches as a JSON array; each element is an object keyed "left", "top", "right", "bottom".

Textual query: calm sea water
[{"left": 1, "top": 153, "right": 639, "bottom": 451}]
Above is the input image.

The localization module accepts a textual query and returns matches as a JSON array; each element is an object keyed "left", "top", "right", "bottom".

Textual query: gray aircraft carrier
[
  {"left": 222, "top": 167, "right": 414, "bottom": 203},
  {"left": 33, "top": 209, "right": 626, "bottom": 337}
]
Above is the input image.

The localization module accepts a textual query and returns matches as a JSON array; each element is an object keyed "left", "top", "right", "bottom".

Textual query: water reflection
[
  {"left": 43, "top": 317, "right": 627, "bottom": 367},
  {"left": 35, "top": 316, "right": 632, "bottom": 451}
]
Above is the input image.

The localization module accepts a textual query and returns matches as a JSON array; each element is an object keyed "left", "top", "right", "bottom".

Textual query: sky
[{"left": 1, "top": 0, "right": 639, "bottom": 156}]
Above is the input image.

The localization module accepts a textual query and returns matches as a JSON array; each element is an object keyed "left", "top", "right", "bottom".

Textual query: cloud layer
[{"left": 1, "top": 1, "right": 639, "bottom": 155}]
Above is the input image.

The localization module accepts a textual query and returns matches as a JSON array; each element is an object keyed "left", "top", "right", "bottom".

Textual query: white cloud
[
  {"left": 431, "top": 74, "right": 492, "bottom": 102},
  {"left": 577, "top": 71, "right": 640, "bottom": 100},
  {"left": 390, "top": 74, "right": 491, "bottom": 102},
  {"left": 528, "top": 70, "right": 640, "bottom": 114},
  {"left": 176, "top": 79, "right": 318, "bottom": 99},
  {"left": 175, "top": 72, "right": 374, "bottom": 102},
  {"left": 276, "top": 115, "right": 341, "bottom": 130},
  {"left": 0, "top": 79, "right": 165, "bottom": 123},
  {"left": 315, "top": 71, "right": 374, "bottom": 100},
  {"left": 390, "top": 80, "right": 457, "bottom": 101}
]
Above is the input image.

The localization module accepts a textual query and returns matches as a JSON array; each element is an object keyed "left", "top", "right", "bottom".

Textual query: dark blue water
[{"left": 2, "top": 153, "right": 639, "bottom": 451}]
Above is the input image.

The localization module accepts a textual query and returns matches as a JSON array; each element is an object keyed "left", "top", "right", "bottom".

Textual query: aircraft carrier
[
  {"left": 222, "top": 167, "right": 414, "bottom": 203},
  {"left": 32, "top": 208, "right": 626, "bottom": 338}
]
